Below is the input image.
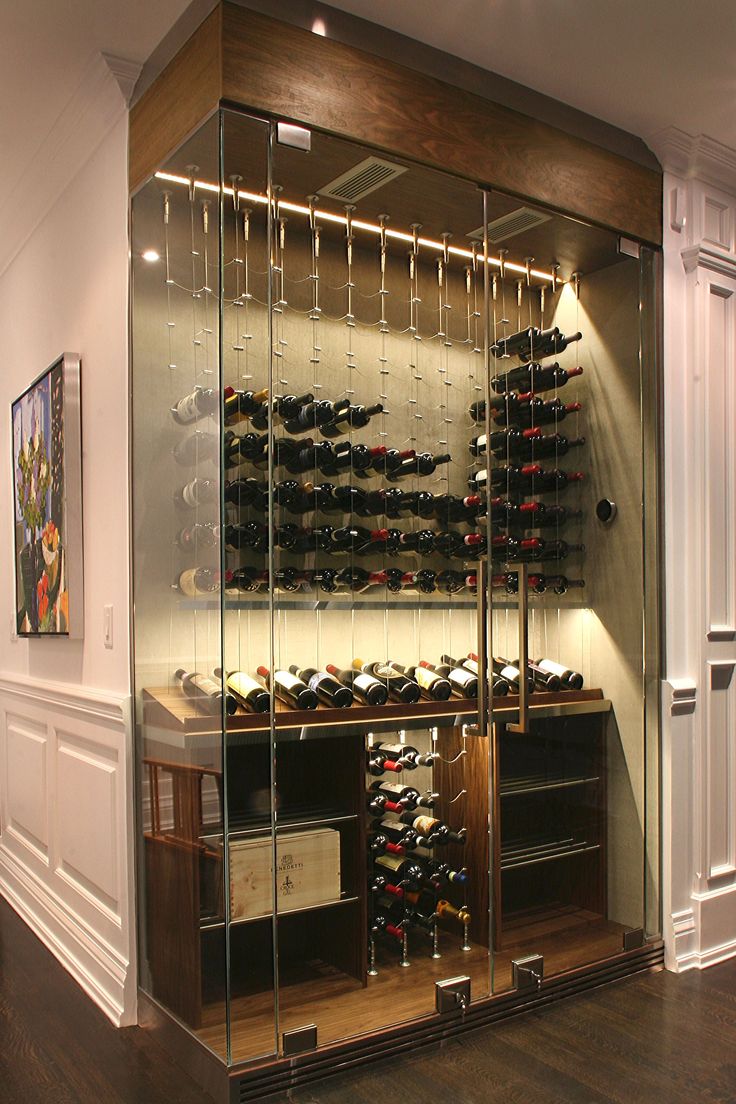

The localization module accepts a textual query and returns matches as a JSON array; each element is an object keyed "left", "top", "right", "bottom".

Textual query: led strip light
[{"left": 154, "top": 171, "right": 563, "bottom": 285}]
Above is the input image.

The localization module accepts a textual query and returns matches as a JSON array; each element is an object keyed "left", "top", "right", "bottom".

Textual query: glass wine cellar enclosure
[{"left": 131, "top": 105, "right": 660, "bottom": 1079}]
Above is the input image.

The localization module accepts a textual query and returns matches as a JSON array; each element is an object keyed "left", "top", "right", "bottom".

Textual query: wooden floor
[{"left": 3, "top": 893, "right": 736, "bottom": 1104}]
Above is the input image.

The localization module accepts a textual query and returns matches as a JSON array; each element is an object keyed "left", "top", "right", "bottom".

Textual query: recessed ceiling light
[
  {"left": 311, "top": 17, "right": 326, "bottom": 35},
  {"left": 142, "top": 249, "right": 160, "bottom": 262}
]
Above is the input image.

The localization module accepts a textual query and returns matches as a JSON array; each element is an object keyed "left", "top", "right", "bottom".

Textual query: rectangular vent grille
[
  {"left": 319, "top": 157, "right": 408, "bottom": 204},
  {"left": 468, "top": 206, "right": 552, "bottom": 243}
]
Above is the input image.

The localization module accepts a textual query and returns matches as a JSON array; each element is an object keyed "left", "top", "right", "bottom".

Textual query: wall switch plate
[{"left": 103, "top": 605, "right": 113, "bottom": 649}]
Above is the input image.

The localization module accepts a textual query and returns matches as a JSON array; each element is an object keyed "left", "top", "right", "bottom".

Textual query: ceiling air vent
[
  {"left": 318, "top": 157, "right": 408, "bottom": 204},
  {"left": 468, "top": 206, "right": 552, "bottom": 243}
]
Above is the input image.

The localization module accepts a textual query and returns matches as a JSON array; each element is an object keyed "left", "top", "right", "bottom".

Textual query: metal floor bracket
[{"left": 512, "top": 953, "right": 544, "bottom": 993}]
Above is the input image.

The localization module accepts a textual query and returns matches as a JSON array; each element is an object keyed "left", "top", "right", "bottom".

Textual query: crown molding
[
  {"left": 0, "top": 50, "right": 137, "bottom": 281},
  {"left": 102, "top": 53, "right": 143, "bottom": 106},
  {"left": 650, "top": 127, "right": 736, "bottom": 192}
]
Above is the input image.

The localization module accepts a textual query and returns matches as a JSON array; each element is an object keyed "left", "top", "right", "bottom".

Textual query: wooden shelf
[{"left": 142, "top": 686, "right": 609, "bottom": 737}]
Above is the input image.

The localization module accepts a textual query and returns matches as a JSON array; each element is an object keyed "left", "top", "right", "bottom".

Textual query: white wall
[
  {"left": 0, "top": 91, "right": 136, "bottom": 1023},
  {"left": 653, "top": 127, "right": 736, "bottom": 972}
]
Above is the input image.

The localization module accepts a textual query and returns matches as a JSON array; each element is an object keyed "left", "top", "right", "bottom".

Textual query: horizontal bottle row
[
  {"left": 179, "top": 484, "right": 583, "bottom": 530},
  {"left": 470, "top": 392, "right": 581, "bottom": 427},
  {"left": 173, "top": 655, "right": 584, "bottom": 716},
  {"left": 490, "top": 325, "right": 582, "bottom": 363},
  {"left": 174, "top": 528, "right": 584, "bottom": 571},
  {"left": 176, "top": 562, "right": 584, "bottom": 597},
  {"left": 469, "top": 427, "right": 585, "bottom": 461}
]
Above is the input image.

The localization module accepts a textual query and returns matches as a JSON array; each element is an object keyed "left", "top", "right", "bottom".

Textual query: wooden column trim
[
  {"left": 129, "top": 5, "right": 223, "bottom": 193},
  {"left": 220, "top": 3, "right": 661, "bottom": 245}
]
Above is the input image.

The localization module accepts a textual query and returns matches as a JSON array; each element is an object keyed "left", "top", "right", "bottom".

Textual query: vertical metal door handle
[
  {"left": 476, "top": 560, "right": 488, "bottom": 738},
  {"left": 506, "top": 561, "right": 529, "bottom": 734}
]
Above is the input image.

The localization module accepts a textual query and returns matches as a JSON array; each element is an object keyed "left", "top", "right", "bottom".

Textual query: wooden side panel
[
  {"left": 221, "top": 4, "right": 661, "bottom": 244},
  {"left": 129, "top": 6, "right": 223, "bottom": 192}
]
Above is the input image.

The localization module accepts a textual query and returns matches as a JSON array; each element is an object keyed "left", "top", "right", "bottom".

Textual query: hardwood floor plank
[{"left": 3, "top": 893, "right": 736, "bottom": 1104}]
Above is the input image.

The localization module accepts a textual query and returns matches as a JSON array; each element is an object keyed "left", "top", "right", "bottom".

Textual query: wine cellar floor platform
[
  {"left": 197, "top": 908, "right": 626, "bottom": 1058},
  {"left": 7, "top": 894, "right": 733, "bottom": 1104}
]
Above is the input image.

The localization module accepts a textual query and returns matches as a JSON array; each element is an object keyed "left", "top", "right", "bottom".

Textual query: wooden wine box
[{"left": 230, "top": 827, "right": 341, "bottom": 920}]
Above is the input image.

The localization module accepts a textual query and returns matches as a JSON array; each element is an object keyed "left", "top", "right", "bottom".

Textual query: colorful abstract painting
[{"left": 12, "top": 360, "right": 69, "bottom": 634}]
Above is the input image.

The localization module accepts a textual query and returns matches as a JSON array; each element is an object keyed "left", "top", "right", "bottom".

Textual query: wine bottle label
[
  {"left": 173, "top": 390, "right": 200, "bottom": 423},
  {"left": 189, "top": 674, "right": 221, "bottom": 697},
  {"left": 538, "top": 658, "right": 568, "bottom": 679},
  {"left": 500, "top": 664, "right": 521, "bottom": 682},
  {"left": 370, "top": 664, "right": 406, "bottom": 681},
  {"left": 412, "top": 816, "right": 437, "bottom": 837},
  {"left": 227, "top": 672, "right": 264, "bottom": 698},
  {"left": 178, "top": 568, "right": 201, "bottom": 597},
  {"left": 449, "top": 668, "right": 475, "bottom": 689},
  {"left": 374, "top": 854, "right": 404, "bottom": 873},
  {"left": 413, "top": 667, "right": 440, "bottom": 691},
  {"left": 377, "top": 783, "right": 406, "bottom": 799},
  {"left": 180, "top": 479, "right": 204, "bottom": 508},
  {"left": 463, "top": 658, "right": 479, "bottom": 675},
  {"left": 274, "top": 671, "right": 303, "bottom": 692},
  {"left": 376, "top": 743, "right": 407, "bottom": 757},
  {"left": 307, "top": 673, "right": 332, "bottom": 693},
  {"left": 353, "top": 673, "right": 378, "bottom": 693}
]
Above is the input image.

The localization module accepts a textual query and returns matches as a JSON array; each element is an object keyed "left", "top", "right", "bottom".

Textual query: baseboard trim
[
  {"left": 675, "top": 936, "right": 736, "bottom": 972},
  {"left": 0, "top": 844, "right": 133, "bottom": 1025}
]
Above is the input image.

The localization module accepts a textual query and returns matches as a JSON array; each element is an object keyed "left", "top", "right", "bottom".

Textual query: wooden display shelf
[{"left": 142, "top": 686, "right": 609, "bottom": 737}]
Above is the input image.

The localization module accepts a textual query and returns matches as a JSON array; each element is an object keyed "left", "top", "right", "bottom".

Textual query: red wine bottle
[
  {"left": 371, "top": 818, "right": 431, "bottom": 850},
  {"left": 171, "top": 385, "right": 220, "bottom": 425},
  {"left": 420, "top": 660, "right": 477, "bottom": 698},
  {"left": 373, "top": 740, "right": 436, "bottom": 768},
  {"left": 541, "top": 574, "right": 585, "bottom": 595},
  {"left": 469, "top": 463, "right": 543, "bottom": 493},
  {"left": 371, "top": 447, "right": 416, "bottom": 476},
  {"left": 369, "top": 873, "right": 405, "bottom": 898},
  {"left": 507, "top": 502, "right": 583, "bottom": 530},
  {"left": 354, "top": 662, "right": 421, "bottom": 705},
  {"left": 368, "top": 833, "right": 405, "bottom": 856},
  {"left": 398, "top": 813, "right": 466, "bottom": 846},
  {"left": 518, "top": 329, "right": 582, "bottom": 363},
  {"left": 177, "top": 522, "right": 219, "bottom": 551},
  {"left": 536, "top": 658, "right": 584, "bottom": 690},
  {"left": 491, "top": 362, "right": 583, "bottom": 395},
  {"left": 174, "top": 477, "right": 218, "bottom": 509},
  {"left": 470, "top": 426, "right": 541, "bottom": 457},
  {"left": 494, "top": 397, "right": 582, "bottom": 429},
  {"left": 250, "top": 391, "right": 314, "bottom": 430},
  {"left": 493, "top": 658, "right": 535, "bottom": 694},
  {"left": 367, "top": 753, "right": 404, "bottom": 776},
  {"left": 325, "top": 665, "right": 388, "bottom": 707},
  {"left": 387, "top": 452, "right": 452, "bottom": 481},
  {"left": 319, "top": 402, "right": 383, "bottom": 438},
  {"left": 256, "top": 666, "right": 318, "bottom": 709},
  {"left": 468, "top": 393, "right": 520, "bottom": 420},
  {"left": 490, "top": 326, "right": 544, "bottom": 359},
  {"left": 368, "top": 793, "right": 404, "bottom": 816},
  {"left": 517, "top": 433, "right": 586, "bottom": 461},
  {"left": 174, "top": 668, "right": 237, "bottom": 716},
  {"left": 175, "top": 567, "right": 228, "bottom": 596},
  {"left": 369, "top": 782, "right": 435, "bottom": 811},
  {"left": 223, "top": 477, "right": 268, "bottom": 508},
  {"left": 283, "top": 398, "right": 350, "bottom": 434},
  {"left": 394, "top": 663, "right": 452, "bottom": 702},
  {"left": 215, "top": 668, "right": 270, "bottom": 713},
  {"left": 288, "top": 665, "right": 353, "bottom": 708},
  {"left": 229, "top": 566, "right": 269, "bottom": 592},
  {"left": 223, "top": 387, "right": 269, "bottom": 424}
]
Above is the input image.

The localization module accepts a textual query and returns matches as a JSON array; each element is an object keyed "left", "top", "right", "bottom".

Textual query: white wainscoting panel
[
  {"left": 0, "top": 674, "right": 135, "bottom": 1026},
  {"left": 654, "top": 138, "right": 736, "bottom": 972}
]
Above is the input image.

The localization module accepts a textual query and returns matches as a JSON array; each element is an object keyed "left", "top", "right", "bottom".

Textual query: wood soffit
[{"left": 129, "top": 2, "right": 662, "bottom": 246}]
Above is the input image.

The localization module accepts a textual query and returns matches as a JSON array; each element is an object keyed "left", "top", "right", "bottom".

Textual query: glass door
[
  {"left": 480, "top": 190, "right": 655, "bottom": 992},
  {"left": 262, "top": 122, "right": 492, "bottom": 1050}
]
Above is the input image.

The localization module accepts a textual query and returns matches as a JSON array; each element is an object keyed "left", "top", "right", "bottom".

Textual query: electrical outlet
[{"left": 104, "top": 605, "right": 113, "bottom": 649}]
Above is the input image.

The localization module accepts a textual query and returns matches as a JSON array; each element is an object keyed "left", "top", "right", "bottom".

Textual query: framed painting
[{"left": 11, "top": 353, "right": 83, "bottom": 638}]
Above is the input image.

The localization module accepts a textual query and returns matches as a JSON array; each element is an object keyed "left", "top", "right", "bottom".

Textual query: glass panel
[
  {"left": 482, "top": 196, "right": 651, "bottom": 990},
  {"left": 131, "top": 115, "right": 234, "bottom": 1056},
  {"left": 266, "top": 125, "right": 489, "bottom": 1048},
  {"left": 219, "top": 111, "right": 276, "bottom": 1064}
]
